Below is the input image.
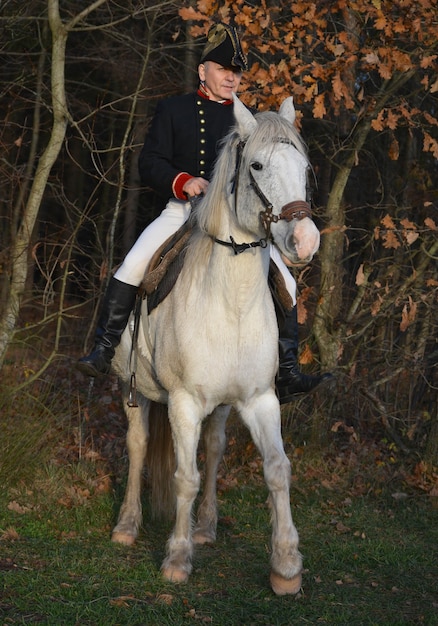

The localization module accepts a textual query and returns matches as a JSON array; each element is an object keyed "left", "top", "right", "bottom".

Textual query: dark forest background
[{"left": 1, "top": 1, "right": 437, "bottom": 470}]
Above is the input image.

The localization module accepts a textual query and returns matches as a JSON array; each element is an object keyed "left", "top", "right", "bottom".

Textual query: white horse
[{"left": 111, "top": 94, "right": 320, "bottom": 595}]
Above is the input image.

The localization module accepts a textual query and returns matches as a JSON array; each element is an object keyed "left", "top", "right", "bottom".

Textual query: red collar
[{"left": 197, "top": 86, "right": 232, "bottom": 106}]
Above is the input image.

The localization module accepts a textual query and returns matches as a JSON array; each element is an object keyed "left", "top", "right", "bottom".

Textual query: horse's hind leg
[
  {"left": 112, "top": 393, "right": 149, "bottom": 546},
  {"left": 161, "top": 394, "right": 203, "bottom": 583},
  {"left": 193, "top": 405, "right": 230, "bottom": 545},
  {"left": 239, "top": 393, "right": 302, "bottom": 596}
]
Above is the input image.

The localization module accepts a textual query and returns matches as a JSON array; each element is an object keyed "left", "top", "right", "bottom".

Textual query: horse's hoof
[
  {"left": 161, "top": 566, "right": 189, "bottom": 583},
  {"left": 111, "top": 531, "right": 136, "bottom": 546},
  {"left": 270, "top": 570, "right": 302, "bottom": 596},
  {"left": 192, "top": 530, "right": 216, "bottom": 545}
]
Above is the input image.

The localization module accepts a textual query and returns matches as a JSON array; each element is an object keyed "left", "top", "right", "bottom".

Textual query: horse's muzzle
[{"left": 288, "top": 217, "right": 320, "bottom": 263}]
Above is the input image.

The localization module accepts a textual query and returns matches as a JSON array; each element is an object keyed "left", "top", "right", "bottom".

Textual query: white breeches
[{"left": 114, "top": 199, "right": 297, "bottom": 305}]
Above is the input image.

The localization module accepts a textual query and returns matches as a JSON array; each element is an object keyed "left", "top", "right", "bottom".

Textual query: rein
[{"left": 214, "top": 136, "right": 312, "bottom": 254}]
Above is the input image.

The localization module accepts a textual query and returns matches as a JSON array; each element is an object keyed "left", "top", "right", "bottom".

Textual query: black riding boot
[
  {"left": 76, "top": 277, "right": 138, "bottom": 377},
  {"left": 276, "top": 306, "right": 333, "bottom": 404}
]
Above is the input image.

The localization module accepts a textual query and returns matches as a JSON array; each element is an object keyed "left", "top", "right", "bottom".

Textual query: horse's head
[{"left": 231, "top": 94, "right": 320, "bottom": 266}]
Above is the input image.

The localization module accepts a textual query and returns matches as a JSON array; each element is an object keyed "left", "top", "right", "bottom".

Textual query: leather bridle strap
[
  {"left": 213, "top": 234, "right": 268, "bottom": 255},
  {"left": 213, "top": 136, "right": 312, "bottom": 252},
  {"left": 249, "top": 169, "right": 312, "bottom": 237},
  {"left": 280, "top": 200, "right": 312, "bottom": 221}
]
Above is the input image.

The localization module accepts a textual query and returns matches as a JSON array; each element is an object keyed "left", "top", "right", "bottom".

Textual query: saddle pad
[{"left": 140, "top": 222, "right": 192, "bottom": 314}]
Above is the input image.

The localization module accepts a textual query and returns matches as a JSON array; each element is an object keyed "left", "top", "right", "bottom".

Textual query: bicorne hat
[{"left": 200, "top": 23, "right": 248, "bottom": 71}]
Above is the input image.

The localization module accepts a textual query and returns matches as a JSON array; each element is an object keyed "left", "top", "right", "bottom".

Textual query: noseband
[
  {"left": 213, "top": 138, "right": 312, "bottom": 255},
  {"left": 249, "top": 169, "right": 312, "bottom": 235}
]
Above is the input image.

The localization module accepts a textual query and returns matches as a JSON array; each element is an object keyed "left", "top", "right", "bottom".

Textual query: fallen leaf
[
  {"left": 7, "top": 501, "right": 31, "bottom": 515},
  {"left": 335, "top": 521, "right": 351, "bottom": 533},
  {"left": 0, "top": 527, "right": 20, "bottom": 541},
  {"left": 157, "top": 593, "right": 174, "bottom": 605}
]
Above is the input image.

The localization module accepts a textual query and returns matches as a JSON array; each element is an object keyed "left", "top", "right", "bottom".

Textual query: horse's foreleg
[
  {"left": 240, "top": 394, "right": 302, "bottom": 596},
  {"left": 193, "top": 405, "right": 230, "bottom": 545},
  {"left": 112, "top": 395, "right": 149, "bottom": 546},
  {"left": 161, "top": 396, "right": 203, "bottom": 583}
]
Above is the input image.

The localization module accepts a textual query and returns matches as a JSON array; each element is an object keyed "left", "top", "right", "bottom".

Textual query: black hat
[{"left": 200, "top": 23, "right": 248, "bottom": 71}]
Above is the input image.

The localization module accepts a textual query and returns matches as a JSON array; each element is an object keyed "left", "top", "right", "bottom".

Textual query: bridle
[{"left": 213, "top": 138, "right": 312, "bottom": 255}]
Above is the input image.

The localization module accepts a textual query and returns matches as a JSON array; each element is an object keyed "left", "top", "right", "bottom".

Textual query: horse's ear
[
  {"left": 279, "top": 97, "right": 296, "bottom": 125},
  {"left": 232, "top": 93, "right": 257, "bottom": 136}
]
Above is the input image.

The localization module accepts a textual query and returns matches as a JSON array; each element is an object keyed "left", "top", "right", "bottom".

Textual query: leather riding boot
[
  {"left": 275, "top": 306, "right": 333, "bottom": 404},
  {"left": 76, "top": 277, "right": 138, "bottom": 377}
]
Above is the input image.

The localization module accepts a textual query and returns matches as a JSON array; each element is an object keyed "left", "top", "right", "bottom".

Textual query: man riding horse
[{"left": 77, "top": 22, "right": 332, "bottom": 403}]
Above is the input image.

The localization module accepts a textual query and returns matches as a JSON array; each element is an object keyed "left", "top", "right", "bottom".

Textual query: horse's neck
[
  {"left": 183, "top": 199, "right": 272, "bottom": 311},
  {"left": 204, "top": 235, "right": 271, "bottom": 314}
]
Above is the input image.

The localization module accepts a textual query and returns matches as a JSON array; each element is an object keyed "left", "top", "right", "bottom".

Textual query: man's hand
[{"left": 183, "top": 177, "right": 209, "bottom": 198}]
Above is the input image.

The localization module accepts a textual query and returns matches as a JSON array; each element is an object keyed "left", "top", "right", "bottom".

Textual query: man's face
[{"left": 198, "top": 61, "right": 243, "bottom": 101}]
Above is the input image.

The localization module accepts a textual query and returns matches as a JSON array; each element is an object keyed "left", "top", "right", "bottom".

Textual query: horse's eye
[{"left": 251, "top": 162, "right": 263, "bottom": 171}]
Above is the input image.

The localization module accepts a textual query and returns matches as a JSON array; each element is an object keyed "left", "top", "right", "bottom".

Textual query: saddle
[
  {"left": 140, "top": 220, "right": 293, "bottom": 315},
  {"left": 140, "top": 221, "right": 192, "bottom": 314}
]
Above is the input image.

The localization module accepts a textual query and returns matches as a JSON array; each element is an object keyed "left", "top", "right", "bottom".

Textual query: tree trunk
[
  {"left": 0, "top": 0, "right": 68, "bottom": 369},
  {"left": 0, "top": 0, "right": 109, "bottom": 370},
  {"left": 313, "top": 118, "right": 372, "bottom": 370}
]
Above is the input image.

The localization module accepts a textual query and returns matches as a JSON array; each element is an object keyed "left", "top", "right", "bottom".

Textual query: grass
[
  {"left": 0, "top": 368, "right": 437, "bottom": 625},
  {"left": 1, "top": 459, "right": 437, "bottom": 626}
]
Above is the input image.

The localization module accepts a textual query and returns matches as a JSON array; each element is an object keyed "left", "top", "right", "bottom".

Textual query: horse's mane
[{"left": 184, "top": 108, "right": 308, "bottom": 282}]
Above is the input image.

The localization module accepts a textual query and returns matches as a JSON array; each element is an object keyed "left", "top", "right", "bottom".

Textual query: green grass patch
[
  {"left": 1, "top": 372, "right": 437, "bottom": 625},
  {"left": 1, "top": 464, "right": 437, "bottom": 625}
]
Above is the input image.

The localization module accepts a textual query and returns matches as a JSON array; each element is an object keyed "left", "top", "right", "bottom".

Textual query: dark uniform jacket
[{"left": 138, "top": 91, "right": 236, "bottom": 202}]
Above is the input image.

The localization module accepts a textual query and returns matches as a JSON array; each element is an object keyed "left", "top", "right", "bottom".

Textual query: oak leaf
[
  {"left": 393, "top": 50, "right": 413, "bottom": 71},
  {"left": 297, "top": 287, "right": 312, "bottom": 324},
  {"left": 355, "top": 264, "right": 366, "bottom": 286},
  {"left": 178, "top": 7, "right": 207, "bottom": 21},
  {"left": 371, "top": 110, "right": 385, "bottom": 132},
  {"left": 364, "top": 51, "right": 380, "bottom": 65},
  {"left": 375, "top": 15, "right": 387, "bottom": 31},
  {"left": 423, "top": 132, "right": 438, "bottom": 158},
  {"left": 381, "top": 214, "right": 396, "bottom": 229},
  {"left": 400, "top": 297, "right": 417, "bottom": 332},
  {"left": 299, "top": 343, "right": 314, "bottom": 365},
  {"left": 371, "top": 294, "right": 383, "bottom": 316},
  {"left": 400, "top": 218, "right": 419, "bottom": 245},
  {"left": 430, "top": 77, "right": 438, "bottom": 93},
  {"left": 379, "top": 63, "right": 393, "bottom": 79},
  {"left": 313, "top": 93, "right": 327, "bottom": 118},
  {"left": 382, "top": 230, "right": 400, "bottom": 249},
  {"left": 388, "top": 138, "right": 399, "bottom": 160},
  {"left": 421, "top": 54, "right": 437, "bottom": 69},
  {"left": 386, "top": 110, "right": 399, "bottom": 130},
  {"left": 332, "top": 72, "right": 345, "bottom": 101}
]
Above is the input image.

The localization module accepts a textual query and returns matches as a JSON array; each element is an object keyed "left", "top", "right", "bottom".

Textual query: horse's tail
[{"left": 146, "top": 401, "right": 176, "bottom": 519}]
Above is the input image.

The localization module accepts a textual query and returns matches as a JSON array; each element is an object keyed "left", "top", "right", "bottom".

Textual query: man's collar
[{"left": 197, "top": 86, "right": 232, "bottom": 105}]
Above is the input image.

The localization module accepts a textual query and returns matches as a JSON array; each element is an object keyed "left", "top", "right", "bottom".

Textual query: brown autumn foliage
[{"left": 179, "top": 0, "right": 438, "bottom": 459}]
